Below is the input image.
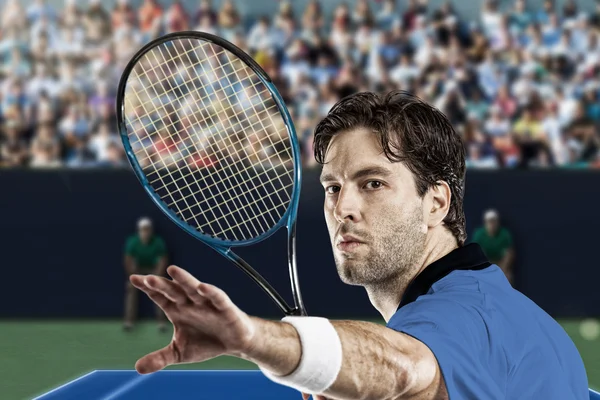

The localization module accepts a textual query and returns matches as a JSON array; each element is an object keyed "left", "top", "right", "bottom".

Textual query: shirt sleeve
[
  {"left": 387, "top": 296, "right": 504, "bottom": 399},
  {"left": 470, "top": 227, "right": 482, "bottom": 244},
  {"left": 502, "top": 229, "right": 514, "bottom": 249}
]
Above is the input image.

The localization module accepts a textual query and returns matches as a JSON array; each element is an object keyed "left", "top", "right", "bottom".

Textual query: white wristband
[{"left": 260, "top": 316, "right": 343, "bottom": 395}]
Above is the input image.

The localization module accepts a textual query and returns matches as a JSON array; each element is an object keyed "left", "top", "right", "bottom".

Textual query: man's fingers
[
  {"left": 167, "top": 266, "right": 205, "bottom": 303},
  {"left": 166, "top": 267, "right": 235, "bottom": 312},
  {"left": 130, "top": 274, "right": 148, "bottom": 290},
  {"left": 130, "top": 275, "right": 172, "bottom": 310},
  {"left": 144, "top": 275, "right": 188, "bottom": 304},
  {"left": 197, "top": 282, "right": 234, "bottom": 312},
  {"left": 135, "top": 344, "right": 178, "bottom": 374}
]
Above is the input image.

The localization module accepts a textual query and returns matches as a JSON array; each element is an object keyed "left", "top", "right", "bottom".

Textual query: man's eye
[
  {"left": 325, "top": 185, "right": 340, "bottom": 194},
  {"left": 365, "top": 181, "right": 383, "bottom": 189}
]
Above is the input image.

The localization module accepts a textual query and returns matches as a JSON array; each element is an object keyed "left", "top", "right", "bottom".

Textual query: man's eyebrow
[
  {"left": 319, "top": 166, "right": 393, "bottom": 183},
  {"left": 319, "top": 172, "right": 336, "bottom": 184},
  {"left": 350, "top": 166, "right": 393, "bottom": 181}
]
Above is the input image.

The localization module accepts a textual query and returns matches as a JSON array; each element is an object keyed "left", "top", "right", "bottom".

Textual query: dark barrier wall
[{"left": 0, "top": 168, "right": 599, "bottom": 319}]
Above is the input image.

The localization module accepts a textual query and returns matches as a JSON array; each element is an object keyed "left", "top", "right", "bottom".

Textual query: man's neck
[{"left": 366, "top": 232, "right": 459, "bottom": 322}]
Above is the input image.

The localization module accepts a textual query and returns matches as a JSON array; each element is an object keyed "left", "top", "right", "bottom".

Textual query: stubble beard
[{"left": 334, "top": 206, "right": 427, "bottom": 291}]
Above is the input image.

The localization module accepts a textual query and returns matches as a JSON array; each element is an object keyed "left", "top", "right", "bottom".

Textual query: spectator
[
  {"left": 465, "top": 90, "right": 489, "bottom": 122},
  {"left": 542, "top": 101, "right": 568, "bottom": 165},
  {"left": 59, "top": 105, "right": 90, "bottom": 156},
  {"left": 352, "top": 0, "right": 374, "bottom": 26},
  {"left": 26, "top": 0, "right": 57, "bottom": 26},
  {"left": 565, "top": 101, "right": 599, "bottom": 164},
  {"left": 0, "top": 120, "right": 29, "bottom": 167},
  {"left": 112, "top": 0, "right": 136, "bottom": 31},
  {"left": 66, "top": 139, "right": 96, "bottom": 167},
  {"left": 248, "top": 16, "right": 274, "bottom": 54},
  {"left": 376, "top": 0, "right": 398, "bottom": 31},
  {"left": 193, "top": 0, "right": 217, "bottom": 27},
  {"left": 218, "top": 0, "right": 241, "bottom": 41},
  {"left": 484, "top": 105, "right": 519, "bottom": 167},
  {"left": 34, "top": 90, "right": 57, "bottom": 126},
  {"left": 61, "top": 0, "right": 83, "bottom": 30},
  {"left": 2, "top": 79, "right": 32, "bottom": 124},
  {"left": 481, "top": 0, "right": 503, "bottom": 39},
  {"left": 98, "top": 142, "right": 127, "bottom": 167},
  {"left": 485, "top": 104, "right": 511, "bottom": 137},
  {"left": 330, "top": 3, "right": 352, "bottom": 59},
  {"left": 164, "top": 0, "right": 189, "bottom": 34},
  {"left": 536, "top": 0, "right": 554, "bottom": 25},
  {"left": 30, "top": 123, "right": 62, "bottom": 168},
  {"left": 471, "top": 209, "right": 515, "bottom": 285},
  {"left": 27, "top": 63, "right": 60, "bottom": 101},
  {"left": 302, "top": 0, "right": 324, "bottom": 35},
  {"left": 83, "top": 0, "right": 111, "bottom": 46},
  {"left": 30, "top": 31, "right": 53, "bottom": 65},
  {"left": 88, "top": 122, "right": 120, "bottom": 163},
  {"left": 512, "top": 106, "right": 552, "bottom": 168},
  {"left": 2, "top": 0, "right": 27, "bottom": 33},
  {"left": 88, "top": 81, "right": 115, "bottom": 122},
  {"left": 463, "top": 116, "right": 498, "bottom": 168},
  {"left": 138, "top": 0, "right": 162, "bottom": 39},
  {"left": 123, "top": 217, "right": 168, "bottom": 332}
]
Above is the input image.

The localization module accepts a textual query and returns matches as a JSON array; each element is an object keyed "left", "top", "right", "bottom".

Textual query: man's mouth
[{"left": 336, "top": 235, "right": 364, "bottom": 252}]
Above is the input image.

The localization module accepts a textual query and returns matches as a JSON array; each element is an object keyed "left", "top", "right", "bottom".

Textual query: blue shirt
[{"left": 387, "top": 244, "right": 588, "bottom": 399}]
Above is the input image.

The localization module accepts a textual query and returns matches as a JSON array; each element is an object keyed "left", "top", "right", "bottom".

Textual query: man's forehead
[
  {"left": 319, "top": 128, "right": 404, "bottom": 180},
  {"left": 322, "top": 128, "right": 386, "bottom": 164}
]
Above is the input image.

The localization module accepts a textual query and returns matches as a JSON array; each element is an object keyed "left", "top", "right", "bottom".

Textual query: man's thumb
[{"left": 135, "top": 344, "right": 177, "bottom": 374}]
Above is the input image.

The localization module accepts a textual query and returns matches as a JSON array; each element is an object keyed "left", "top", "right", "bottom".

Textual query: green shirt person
[
  {"left": 123, "top": 217, "right": 169, "bottom": 331},
  {"left": 471, "top": 209, "right": 515, "bottom": 285}
]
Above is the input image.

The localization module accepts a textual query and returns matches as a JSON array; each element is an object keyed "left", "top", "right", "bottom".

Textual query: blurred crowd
[{"left": 1, "top": 0, "right": 600, "bottom": 169}]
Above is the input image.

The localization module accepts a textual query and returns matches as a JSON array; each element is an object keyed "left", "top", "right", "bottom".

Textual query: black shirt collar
[{"left": 398, "top": 243, "right": 491, "bottom": 309}]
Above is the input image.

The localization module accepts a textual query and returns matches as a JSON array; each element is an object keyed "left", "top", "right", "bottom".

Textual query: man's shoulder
[
  {"left": 125, "top": 235, "right": 139, "bottom": 245},
  {"left": 498, "top": 226, "right": 513, "bottom": 240},
  {"left": 471, "top": 226, "right": 486, "bottom": 239},
  {"left": 152, "top": 235, "right": 166, "bottom": 246}
]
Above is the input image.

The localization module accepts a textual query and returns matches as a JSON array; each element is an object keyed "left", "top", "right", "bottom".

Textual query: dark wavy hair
[{"left": 313, "top": 91, "right": 467, "bottom": 246}]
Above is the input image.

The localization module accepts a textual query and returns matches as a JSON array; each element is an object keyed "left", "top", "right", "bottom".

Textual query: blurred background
[{"left": 1, "top": 0, "right": 599, "bottom": 398}]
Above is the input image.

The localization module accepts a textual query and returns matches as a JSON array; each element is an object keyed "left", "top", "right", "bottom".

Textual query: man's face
[
  {"left": 320, "top": 128, "right": 427, "bottom": 287},
  {"left": 139, "top": 226, "right": 152, "bottom": 242},
  {"left": 485, "top": 218, "right": 499, "bottom": 235}
]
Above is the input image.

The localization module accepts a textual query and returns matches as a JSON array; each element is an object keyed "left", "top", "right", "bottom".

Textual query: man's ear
[{"left": 427, "top": 181, "right": 451, "bottom": 228}]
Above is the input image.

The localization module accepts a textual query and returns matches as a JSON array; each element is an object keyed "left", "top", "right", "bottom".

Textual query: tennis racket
[{"left": 116, "top": 31, "right": 306, "bottom": 317}]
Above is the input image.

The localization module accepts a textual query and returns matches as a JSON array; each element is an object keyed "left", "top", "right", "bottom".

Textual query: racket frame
[{"left": 116, "top": 31, "right": 306, "bottom": 316}]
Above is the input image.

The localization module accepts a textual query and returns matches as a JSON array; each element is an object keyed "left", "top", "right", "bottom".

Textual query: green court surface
[{"left": 0, "top": 319, "right": 598, "bottom": 400}]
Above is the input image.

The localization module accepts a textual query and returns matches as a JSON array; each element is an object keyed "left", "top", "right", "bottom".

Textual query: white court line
[
  {"left": 32, "top": 370, "right": 98, "bottom": 399},
  {"left": 102, "top": 373, "right": 153, "bottom": 400}
]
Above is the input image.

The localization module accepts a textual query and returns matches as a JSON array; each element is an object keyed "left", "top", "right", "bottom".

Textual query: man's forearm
[{"left": 239, "top": 318, "right": 434, "bottom": 400}]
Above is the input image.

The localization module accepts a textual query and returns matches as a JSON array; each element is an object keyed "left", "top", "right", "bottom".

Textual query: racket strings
[
  {"left": 161, "top": 41, "right": 278, "bottom": 234},
  {"left": 159, "top": 41, "right": 289, "bottom": 233},
  {"left": 148, "top": 44, "right": 244, "bottom": 237},
  {"left": 127, "top": 47, "right": 289, "bottom": 177},
  {"left": 123, "top": 38, "right": 295, "bottom": 241},
  {"left": 127, "top": 60, "right": 269, "bottom": 141}
]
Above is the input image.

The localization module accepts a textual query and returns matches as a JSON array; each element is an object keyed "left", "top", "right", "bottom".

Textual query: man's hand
[{"left": 129, "top": 265, "right": 256, "bottom": 374}]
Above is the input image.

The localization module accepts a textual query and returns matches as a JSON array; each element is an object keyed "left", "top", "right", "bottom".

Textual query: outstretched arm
[
  {"left": 131, "top": 266, "right": 446, "bottom": 400},
  {"left": 245, "top": 318, "right": 445, "bottom": 400}
]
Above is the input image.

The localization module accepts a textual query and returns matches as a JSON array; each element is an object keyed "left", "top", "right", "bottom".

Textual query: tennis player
[{"left": 130, "top": 91, "right": 588, "bottom": 399}]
